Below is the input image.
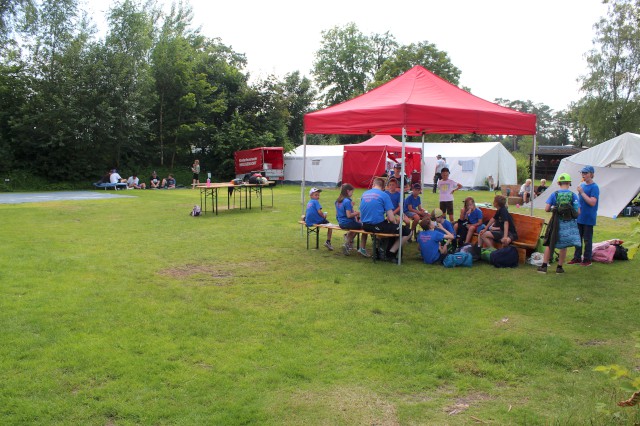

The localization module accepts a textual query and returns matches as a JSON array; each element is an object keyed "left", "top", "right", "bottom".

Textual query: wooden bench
[
  {"left": 298, "top": 220, "right": 400, "bottom": 262},
  {"left": 478, "top": 207, "right": 545, "bottom": 264},
  {"left": 500, "top": 184, "right": 524, "bottom": 206}
]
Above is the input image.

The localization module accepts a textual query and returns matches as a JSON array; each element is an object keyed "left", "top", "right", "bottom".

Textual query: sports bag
[
  {"left": 442, "top": 252, "right": 473, "bottom": 268},
  {"left": 190, "top": 205, "right": 201, "bottom": 216},
  {"left": 489, "top": 245, "right": 519, "bottom": 268}
]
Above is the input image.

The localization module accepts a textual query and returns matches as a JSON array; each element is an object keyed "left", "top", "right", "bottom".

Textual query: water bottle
[{"left": 206, "top": 178, "right": 210, "bottom": 187}]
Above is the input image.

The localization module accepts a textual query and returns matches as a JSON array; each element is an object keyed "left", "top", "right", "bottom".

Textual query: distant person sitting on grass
[
  {"left": 109, "top": 169, "right": 126, "bottom": 184},
  {"left": 161, "top": 174, "right": 176, "bottom": 189},
  {"left": 149, "top": 171, "right": 161, "bottom": 189},
  {"left": 305, "top": 187, "right": 333, "bottom": 250},
  {"left": 127, "top": 173, "right": 146, "bottom": 189}
]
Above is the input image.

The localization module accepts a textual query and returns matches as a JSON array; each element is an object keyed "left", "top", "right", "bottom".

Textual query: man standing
[
  {"left": 360, "top": 177, "right": 412, "bottom": 263},
  {"left": 433, "top": 154, "right": 446, "bottom": 193},
  {"left": 568, "top": 165, "right": 599, "bottom": 266}
]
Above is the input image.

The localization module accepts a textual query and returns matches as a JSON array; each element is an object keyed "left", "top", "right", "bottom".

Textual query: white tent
[
  {"left": 532, "top": 132, "right": 640, "bottom": 218},
  {"left": 405, "top": 142, "right": 517, "bottom": 189},
  {"left": 284, "top": 144, "right": 344, "bottom": 187}
]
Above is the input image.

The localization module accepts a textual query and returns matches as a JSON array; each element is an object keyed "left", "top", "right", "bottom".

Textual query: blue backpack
[
  {"left": 489, "top": 246, "right": 519, "bottom": 268},
  {"left": 443, "top": 252, "right": 473, "bottom": 268}
]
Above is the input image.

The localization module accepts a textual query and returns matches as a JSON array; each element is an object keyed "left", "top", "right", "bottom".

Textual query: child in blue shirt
[
  {"left": 335, "top": 183, "right": 369, "bottom": 257},
  {"left": 454, "top": 197, "right": 485, "bottom": 245},
  {"left": 305, "top": 187, "right": 333, "bottom": 250},
  {"left": 403, "top": 183, "right": 428, "bottom": 240},
  {"left": 417, "top": 217, "right": 454, "bottom": 264}
]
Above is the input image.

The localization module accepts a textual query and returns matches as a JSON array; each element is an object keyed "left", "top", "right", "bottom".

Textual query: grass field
[{"left": 1, "top": 185, "right": 639, "bottom": 425}]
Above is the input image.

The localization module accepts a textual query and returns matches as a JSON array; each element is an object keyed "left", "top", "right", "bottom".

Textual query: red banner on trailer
[{"left": 234, "top": 147, "right": 284, "bottom": 178}]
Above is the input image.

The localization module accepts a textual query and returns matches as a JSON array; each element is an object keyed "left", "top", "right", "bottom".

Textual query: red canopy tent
[
  {"left": 301, "top": 65, "right": 537, "bottom": 263},
  {"left": 342, "top": 135, "right": 422, "bottom": 188},
  {"left": 304, "top": 65, "right": 537, "bottom": 136}
]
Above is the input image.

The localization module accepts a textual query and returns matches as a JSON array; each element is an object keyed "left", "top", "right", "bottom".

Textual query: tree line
[{"left": 1, "top": 0, "right": 638, "bottom": 183}]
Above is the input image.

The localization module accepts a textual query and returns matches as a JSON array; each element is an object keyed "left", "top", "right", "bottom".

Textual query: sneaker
[
  {"left": 556, "top": 266, "right": 565, "bottom": 274},
  {"left": 357, "top": 248, "right": 371, "bottom": 258},
  {"left": 324, "top": 241, "right": 334, "bottom": 251},
  {"left": 567, "top": 258, "right": 581, "bottom": 265},
  {"left": 342, "top": 244, "right": 350, "bottom": 256},
  {"left": 580, "top": 261, "right": 592, "bottom": 267},
  {"left": 537, "top": 265, "right": 547, "bottom": 274}
]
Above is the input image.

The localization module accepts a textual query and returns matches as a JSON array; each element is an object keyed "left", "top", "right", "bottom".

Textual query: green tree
[
  {"left": 312, "top": 23, "right": 373, "bottom": 106},
  {"left": 578, "top": 0, "right": 640, "bottom": 141},
  {"left": 371, "top": 40, "right": 461, "bottom": 89}
]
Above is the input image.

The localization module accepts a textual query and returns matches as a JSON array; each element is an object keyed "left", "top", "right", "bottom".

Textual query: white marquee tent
[
  {"left": 532, "top": 132, "right": 640, "bottom": 218},
  {"left": 405, "top": 142, "right": 517, "bottom": 189},
  {"left": 284, "top": 144, "right": 344, "bottom": 187}
]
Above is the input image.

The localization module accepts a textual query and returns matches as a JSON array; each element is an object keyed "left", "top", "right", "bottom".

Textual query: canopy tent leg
[
  {"left": 301, "top": 134, "right": 307, "bottom": 236},
  {"left": 530, "top": 134, "right": 537, "bottom": 216}
]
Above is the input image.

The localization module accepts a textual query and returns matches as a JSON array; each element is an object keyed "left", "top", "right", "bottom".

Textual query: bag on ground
[
  {"left": 442, "top": 252, "right": 473, "bottom": 268},
  {"left": 592, "top": 242, "right": 616, "bottom": 263},
  {"left": 489, "top": 245, "right": 519, "bottom": 268},
  {"left": 191, "top": 205, "right": 201, "bottom": 216}
]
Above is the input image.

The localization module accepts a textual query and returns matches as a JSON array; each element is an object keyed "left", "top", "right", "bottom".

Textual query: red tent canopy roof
[
  {"left": 345, "top": 134, "right": 421, "bottom": 151},
  {"left": 304, "top": 65, "right": 537, "bottom": 136}
]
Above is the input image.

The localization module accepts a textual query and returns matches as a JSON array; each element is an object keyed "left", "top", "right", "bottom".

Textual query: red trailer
[{"left": 234, "top": 147, "right": 284, "bottom": 180}]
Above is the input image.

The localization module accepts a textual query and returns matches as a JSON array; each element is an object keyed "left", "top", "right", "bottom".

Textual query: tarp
[
  {"left": 532, "top": 133, "right": 640, "bottom": 218},
  {"left": 284, "top": 144, "right": 344, "bottom": 187},
  {"left": 304, "top": 65, "right": 537, "bottom": 136},
  {"left": 234, "top": 147, "right": 284, "bottom": 175},
  {"left": 406, "top": 142, "right": 517, "bottom": 188},
  {"left": 342, "top": 135, "right": 422, "bottom": 188}
]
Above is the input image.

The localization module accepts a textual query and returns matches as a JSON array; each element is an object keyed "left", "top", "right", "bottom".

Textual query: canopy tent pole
[
  {"left": 397, "top": 128, "right": 407, "bottom": 265},
  {"left": 421, "top": 133, "right": 425, "bottom": 191},
  {"left": 530, "top": 134, "right": 537, "bottom": 216},
  {"left": 301, "top": 134, "right": 307, "bottom": 235}
]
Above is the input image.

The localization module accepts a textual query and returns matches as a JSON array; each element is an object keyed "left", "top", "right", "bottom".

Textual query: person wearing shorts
[
  {"left": 437, "top": 168, "right": 462, "bottom": 222},
  {"left": 360, "top": 177, "right": 411, "bottom": 262},
  {"left": 479, "top": 195, "right": 518, "bottom": 248}
]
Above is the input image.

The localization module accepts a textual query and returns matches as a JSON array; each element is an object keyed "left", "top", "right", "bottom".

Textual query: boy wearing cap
[
  {"left": 403, "top": 183, "right": 428, "bottom": 239},
  {"left": 568, "top": 165, "right": 599, "bottom": 266},
  {"left": 431, "top": 208, "right": 455, "bottom": 236},
  {"left": 537, "top": 173, "right": 580, "bottom": 273},
  {"left": 437, "top": 168, "right": 463, "bottom": 222},
  {"left": 305, "top": 188, "right": 333, "bottom": 250}
]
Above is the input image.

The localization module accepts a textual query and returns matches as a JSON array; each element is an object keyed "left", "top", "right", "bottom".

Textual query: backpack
[
  {"left": 190, "top": 205, "right": 201, "bottom": 216},
  {"left": 489, "top": 245, "right": 519, "bottom": 268},
  {"left": 613, "top": 244, "right": 629, "bottom": 260},
  {"left": 442, "top": 252, "right": 473, "bottom": 268},
  {"left": 555, "top": 191, "right": 578, "bottom": 220}
]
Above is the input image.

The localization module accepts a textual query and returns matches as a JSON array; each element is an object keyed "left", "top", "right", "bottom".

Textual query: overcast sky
[{"left": 90, "top": 0, "right": 608, "bottom": 111}]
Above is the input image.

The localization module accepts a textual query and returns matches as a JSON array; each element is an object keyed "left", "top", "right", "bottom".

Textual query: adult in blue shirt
[
  {"left": 568, "top": 165, "right": 599, "bottom": 267},
  {"left": 361, "top": 177, "right": 411, "bottom": 262}
]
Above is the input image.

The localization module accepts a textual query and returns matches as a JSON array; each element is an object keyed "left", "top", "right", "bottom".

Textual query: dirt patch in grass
[
  {"left": 158, "top": 262, "right": 271, "bottom": 286},
  {"left": 580, "top": 339, "right": 607, "bottom": 346},
  {"left": 290, "top": 386, "right": 399, "bottom": 425},
  {"left": 443, "top": 391, "right": 493, "bottom": 416}
]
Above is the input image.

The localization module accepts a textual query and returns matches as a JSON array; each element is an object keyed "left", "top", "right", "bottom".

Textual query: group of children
[{"left": 305, "top": 167, "right": 506, "bottom": 262}]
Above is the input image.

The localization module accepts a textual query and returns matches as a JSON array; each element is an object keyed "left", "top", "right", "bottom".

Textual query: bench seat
[
  {"left": 299, "top": 220, "right": 400, "bottom": 262},
  {"left": 476, "top": 207, "right": 545, "bottom": 264}
]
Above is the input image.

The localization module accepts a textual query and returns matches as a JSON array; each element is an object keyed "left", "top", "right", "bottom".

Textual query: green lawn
[{"left": 1, "top": 186, "right": 639, "bottom": 425}]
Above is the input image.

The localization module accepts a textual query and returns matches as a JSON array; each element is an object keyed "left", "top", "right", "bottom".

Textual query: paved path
[{"left": 0, "top": 191, "right": 136, "bottom": 204}]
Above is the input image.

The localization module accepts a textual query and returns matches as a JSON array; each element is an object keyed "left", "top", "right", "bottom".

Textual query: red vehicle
[{"left": 234, "top": 147, "right": 284, "bottom": 181}]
